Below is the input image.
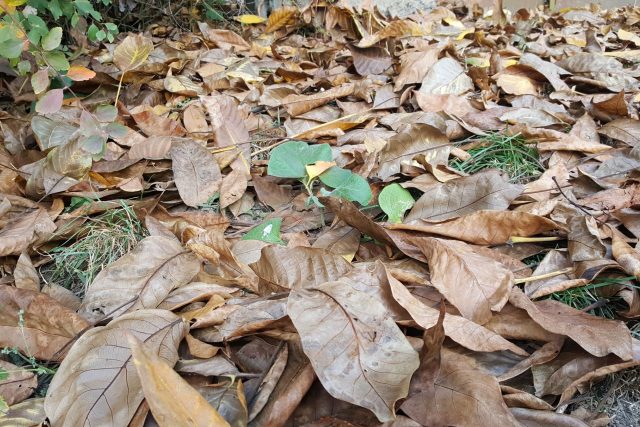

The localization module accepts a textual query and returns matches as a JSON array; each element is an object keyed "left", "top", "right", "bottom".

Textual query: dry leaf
[
  {"left": 612, "top": 231, "right": 640, "bottom": 280},
  {"left": 348, "top": 44, "right": 392, "bottom": 76},
  {"left": 13, "top": 251, "right": 39, "bottom": 291},
  {"left": 288, "top": 280, "right": 419, "bottom": 422},
  {"left": 170, "top": 139, "right": 222, "bottom": 207},
  {"left": 0, "top": 285, "right": 89, "bottom": 361},
  {"left": 79, "top": 236, "right": 201, "bottom": 322},
  {"left": 0, "top": 360, "right": 37, "bottom": 406},
  {"left": 129, "top": 335, "right": 230, "bottom": 427},
  {"left": 0, "top": 208, "right": 56, "bottom": 256},
  {"left": 265, "top": 6, "right": 298, "bottom": 33},
  {"left": 45, "top": 310, "right": 187, "bottom": 426},
  {"left": 419, "top": 57, "right": 474, "bottom": 96}
]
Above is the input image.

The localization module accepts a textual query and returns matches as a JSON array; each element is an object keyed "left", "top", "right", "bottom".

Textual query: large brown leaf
[
  {"left": 402, "top": 347, "right": 519, "bottom": 426},
  {"left": 598, "top": 118, "right": 640, "bottom": 146},
  {"left": 0, "top": 285, "right": 89, "bottom": 361},
  {"left": 79, "top": 236, "right": 201, "bottom": 322},
  {"left": 250, "top": 246, "right": 352, "bottom": 293},
  {"left": 567, "top": 216, "right": 606, "bottom": 262},
  {"left": 376, "top": 124, "right": 450, "bottom": 180},
  {"left": 389, "top": 210, "right": 560, "bottom": 245},
  {"left": 129, "top": 336, "right": 230, "bottom": 427},
  {"left": 612, "top": 231, "right": 640, "bottom": 279},
  {"left": 405, "top": 169, "right": 523, "bottom": 222},
  {"left": 406, "top": 236, "right": 513, "bottom": 324},
  {"left": 348, "top": 45, "right": 392, "bottom": 76},
  {"left": 0, "top": 208, "right": 56, "bottom": 256},
  {"left": 44, "top": 310, "right": 187, "bottom": 427},
  {"left": 509, "top": 288, "right": 633, "bottom": 359},
  {"left": 288, "top": 280, "right": 419, "bottom": 422},
  {"left": 418, "top": 57, "right": 474, "bottom": 96},
  {"left": 170, "top": 139, "right": 222, "bottom": 207},
  {"left": 388, "top": 274, "right": 527, "bottom": 355}
]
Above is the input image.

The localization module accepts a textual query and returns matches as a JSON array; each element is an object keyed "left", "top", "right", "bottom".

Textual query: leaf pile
[{"left": 2, "top": 1, "right": 640, "bottom": 426}]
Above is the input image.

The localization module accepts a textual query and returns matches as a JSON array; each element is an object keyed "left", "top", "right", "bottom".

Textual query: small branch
[
  {"left": 552, "top": 176, "right": 598, "bottom": 220},
  {"left": 509, "top": 236, "right": 564, "bottom": 244},
  {"left": 514, "top": 267, "right": 574, "bottom": 284}
]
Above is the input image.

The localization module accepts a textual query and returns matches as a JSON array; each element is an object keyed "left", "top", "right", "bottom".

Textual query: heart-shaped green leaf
[
  {"left": 379, "top": 183, "right": 414, "bottom": 223},
  {"left": 319, "top": 167, "right": 371, "bottom": 206},
  {"left": 267, "top": 140, "right": 332, "bottom": 179},
  {"left": 242, "top": 218, "right": 283, "bottom": 244}
]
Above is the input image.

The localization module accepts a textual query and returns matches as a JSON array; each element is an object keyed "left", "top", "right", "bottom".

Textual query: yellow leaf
[
  {"left": 306, "top": 161, "right": 336, "bottom": 181},
  {"left": 235, "top": 14, "right": 266, "bottom": 24},
  {"left": 113, "top": 34, "right": 154, "bottom": 72},
  {"left": 465, "top": 57, "right": 489, "bottom": 67},
  {"left": 265, "top": 6, "right": 297, "bottom": 33},
  {"left": 618, "top": 28, "right": 640, "bottom": 47},
  {"left": 129, "top": 336, "right": 231, "bottom": 427}
]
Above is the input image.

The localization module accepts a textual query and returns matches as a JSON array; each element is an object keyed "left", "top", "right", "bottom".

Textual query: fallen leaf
[
  {"left": 13, "top": 251, "right": 39, "bottom": 291},
  {"left": 418, "top": 57, "right": 474, "bottom": 96},
  {"left": 567, "top": 216, "right": 606, "bottom": 262},
  {"left": 0, "top": 398, "right": 46, "bottom": 426},
  {"left": 79, "top": 236, "right": 201, "bottom": 322},
  {"left": 612, "top": 231, "right": 640, "bottom": 280},
  {"left": 170, "top": 139, "right": 222, "bottom": 207},
  {"left": 598, "top": 118, "right": 640, "bottom": 146},
  {"left": 35, "top": 89, "right": 63, "bottom": 114},
  {"left": 390, "top": 210, "right": 559, "bottom": 245},
  {"left": 66, "top": 65, "right": 96, "bottom": 81},
  {"left": 265, "top": 6, "right": 298, "bottom": 33},
  {"left": 0, "top": 360, "right": 37, "bottom": 406},
  {"left": 348, "top": 44, "right": 392, "bottom": 76},
  {"left": 509, "top": 288, "right": 633, "bottom": 359},
  {"left": 405, "top": 169, "right": 523, "bottom": 222},
  {"left": 45, "top": 310, "right": 187, "bottom": 427},
  {"left": 113, "top": 34, "right": 154, "bottom": 72},
  {"left": 288, "top": 280, "right": 419, "bottom": 422},
  {"left": 0, "top": 285, "right": 89, "bottom": 361},
  {"left": 129, "top": 335, "right": 230, "bottom": 427}
]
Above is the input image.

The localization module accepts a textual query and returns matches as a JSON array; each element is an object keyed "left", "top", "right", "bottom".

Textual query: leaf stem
[{"left": 514, "top": 267, "right": 574, "bottom": 284}]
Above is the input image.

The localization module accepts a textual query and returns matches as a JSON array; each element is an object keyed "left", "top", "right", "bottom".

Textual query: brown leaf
[
  {"left": 45, "top": 310, "right": 187, "bottom": 427},
  {"left": 0, "top": 398, "right": 46, "bottom": 426},
  {"left": 202, "top": 95, "right": 250, "bottom": 162},
  {"left": 288, "top": 280, "right": 419, "bottom": 422},
  {"left": 113, "top": 34, "right": 154, "bottom": 72},
  {"left": 405, "top": 169, "right": 522, "bottom": 222},
  {"left": 197, "top": 381, "right": 247, "bottom": 427},
  {"left": 312, "top": 222, "right": 360, "bottom": 261},
  {"left": 0, "top": 360, "right": 37, "bottom": 406},
  {"left": 519, "top": 53, "right": 570, "bottom": 91},
  {"left": 0, "top": 207, "right": 56, "bottom": 256},
  {"left": 358, "top": 20, "right": 427, "bottom": 48},
  {"left": 376, "top": 123, "right": 449, "bottom": 180},
  {"left": 252, "top": 174, "right": 293, "bottom": 209},
  {"left": 219, "top": 167, "right": 249, "bottom": 209},
  {"left": 128, "top": 136, "right": 173, "bottom": 160},
  {"left": 13, "top": 251, "right": 39, "bottom": 291},
  {"left": 348, "top": 45, "right": 392, "bottom": 76},
  {"left": 418, "top": 57, "right": 474, "bottom": 96},
  {"left": 248, "top": 344, "right": 288, "bottom": 421},
  {"left": 598, "top": 118, "right": 640, "bottom": 146},
  {"left": 79, "top": 236, "right": 201, "bottom": 322},
  {"left": 170, "top": 139, "right": 222, "bottom": 207},
  {"left": 198, "top": 23, "right": 250, "bottom": 51},
  {"left": 250, "top": 246, "right": 352, "bottom": 293},
  {"left": 389, "top": 210, "right": 559, "bottom": 245},
  {"left": 401, "top": 348, "right": 519, "bottom": 426},
  {"left": 281, "top": 84, "right": 355, "bottom": 117},
  {"left": 183, "top": 103, "right": 210, "bottom": 135},
  {"left": 0, "top": 285, "right": 89, "bottom": 361},
  {"left": 567, "top": 216, "right": 606, "bottom": 262},
  {"left": 509, "top": 287, "right": 633, "bottom": 359},
  {"left": 404, "top": 236, "right": 513, "bottom": 324},
  {"left": 388, "top": 274, "right": 527, "bottom": 355},
  {"left": 265, "top": 6, "right": 298, "bottom": 33},
  {"left": 394, "top": 44, "right": 443, "bottom": 91},
  {"left": 612, "top": 231, "right": 640, "bottom": 280},
  {"left": 510, "top": 408, "right": 590, "bottom": 427},
  {"left": 129, "top": 335, "right": 230, "bottom": 427}
]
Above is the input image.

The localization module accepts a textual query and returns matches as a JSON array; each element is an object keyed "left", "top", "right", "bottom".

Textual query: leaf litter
[{"left": 3, "top": 1, "right": 640, "bottom": 426}]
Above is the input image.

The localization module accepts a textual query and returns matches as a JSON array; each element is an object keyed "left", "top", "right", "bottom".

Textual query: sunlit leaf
[
  {"left": 66, "top": 65, "right": 96, "bottom": 81},
  {"left": 113, "top": 34, "right": 154, "bottom": 72},
  {"left": 379, "top": 184, "right": 414, "bottom": 223}
]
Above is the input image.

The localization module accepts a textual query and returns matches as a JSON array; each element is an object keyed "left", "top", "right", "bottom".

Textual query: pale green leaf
[
  {"left": 42, "top": 27, "right": 62, "bottom": 51},
  {"left": 267, "top": 141, "right": 332, "bottom": 179},
  {"left": 242, "top": 218, "right": 283, "bottom": 244},
  {"left": 379, "top": 183, "right": 414, "bottom": 223},
  {"left": 319, "top": 167, "right": 372, "bottom": 206}
]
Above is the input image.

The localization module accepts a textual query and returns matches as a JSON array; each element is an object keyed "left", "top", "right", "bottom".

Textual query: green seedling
[
  {"left": 268, "top": 140, "right": 372, "bottom": 206},
  {"left": 379, "top": 183, "right": 415, "bottom": 223}
]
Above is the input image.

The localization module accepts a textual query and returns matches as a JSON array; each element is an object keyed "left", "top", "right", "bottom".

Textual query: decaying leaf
[
  {"left": 170, "top": 139, "right": 222, "bottom": 207},
  {"left": 288, "top": 280, "right": 419, "bottom": 422},
  {"left": 79, "top": 236, "right": 201, "bottom": 322},
  {"left": 45, "top": 310, "right": 187, "bottom": 426},
  {"left": 130, "top": 336, "right": 230, "bottom": 427}
]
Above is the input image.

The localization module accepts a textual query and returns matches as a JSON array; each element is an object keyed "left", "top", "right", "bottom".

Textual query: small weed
[
  {"left": 450, "top": 133, "right": 543, "bottom": 183},
  {"left": 41, "top": 203, "right": 147, "bottom": 297},
  {"left": 549, "top": 277, "right": 637, "bottom": 319}
]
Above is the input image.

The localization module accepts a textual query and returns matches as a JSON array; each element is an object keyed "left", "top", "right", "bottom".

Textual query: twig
[
  {"left": 514, "top": 267, "right": 574, "bottom": 284},
  {"left": 552, "top": 176, "right": 598, "bottom": 219}
]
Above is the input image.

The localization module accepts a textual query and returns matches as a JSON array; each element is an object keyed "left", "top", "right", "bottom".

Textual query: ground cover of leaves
[{"left": 2, "top": 1, "right": 640, "bottom": 426}]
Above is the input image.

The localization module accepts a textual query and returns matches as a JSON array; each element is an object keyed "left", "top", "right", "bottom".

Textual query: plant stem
[{"left": 514, "top": 267, "right": 574, "bottom": 284}]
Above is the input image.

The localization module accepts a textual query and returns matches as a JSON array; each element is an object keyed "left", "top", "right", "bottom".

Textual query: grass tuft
[
  {"left": 450, "top": 132, "right": 543, "bottom": 183},
  {"left": 41, "top": 203, "right": 147, "bottom": 297}
]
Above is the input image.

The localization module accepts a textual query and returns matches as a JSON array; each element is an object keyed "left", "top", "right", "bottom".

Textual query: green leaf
[
  {"left": 379, "top": 183, "right": 414, "bottom": 223},
  {"left": 87, "top": 23, "right": 99, "bottom": 42},
  {"left": 319, "top": 167, "right": 372, "bottom": 205},
  {"left": 0, "top": 38, "right": 23, "bottom": 59},
  {"left": 242, "top": 218, "right": 283, "bottom": 244},
  {"left": 0, "top": 395, "right": 7, "bottom": 415},
  {"left": 0, "top": 367, "right": 8, "bottom": 381},
  {"left": 48, "top": 0, "right": 64, "bottom": 20},
  {"left": 105, "top": 122, "right": 128, "bottom": 138},
  {"left": 42, "top": 27, "right": 62, "bottom": 51},
  {"left": 267, "top": 141, "right": 332, "bottom": 179},
  {"left": 105, "top": 22, "right": 118, "bottom": 32},
  {"left": 44, "top": 51, "right": 70, "bottom": 71},
  {"left": 95, "top": 104, "right": 117, "bottom": 122},
  {"left": 17, "top": 60, "right": 31, "bottom": 75},
  {"left": 71, "top": 12, "right": 80, "bottom": 27},
  {"left": 95, "top": 30, "right": 106, "bottom": 41}
]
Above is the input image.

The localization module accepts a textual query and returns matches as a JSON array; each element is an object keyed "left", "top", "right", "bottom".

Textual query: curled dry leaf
[
  {"left": 509, "top": 288, "right": 633, "bottom": 360},
  {"left": 0, "top": 398, "right": 46, "bottom": 426},
  {"left": 265, "top": 6, "right": 298, "bottom": 33},
  {"left": 418, "top": 57, "right": 474, "bottom": 96},
  {"left": 348, "top": 45, "right": 393, "bottom": 76},
  {"left": 0, "top": 207, "right": 56, "bottom": 256},
  {"left": 79, "top": 236, "right": 201, "bottom": 322},
  {"left": 405, "top": 169, "right": 523, "bottom": 222},
  {"left": 13, "top": 251, "right": 39, "bottom": 291},
  {"left": 612, "top": 231, "right": 640, "bottom": 280},
  {"left": 387, "top": 273, "right": 527, "bottom": 355},
  {"left": 0, "top": 285, "right": 90, "bottom": 361},
  {"left": 389, "top": 210, "right": 560, "bottom": 245},
  {"left": 0, "top": 360, "right": 37, "bottom": 406},
  {"left": 288, "top": 280, "right": 419, "bottom": 422},
  {"left": 45, "top": 310, "right": 187, "bottom": 427},
  {"left": 376, "top": 123, "right": 450, "bottom": 180},
  {"left": 250, "top": 245, "right": 352, "bottom": 293},
  {"left": 170, "top": 139, "right": 222, "bottom": 207},
  {"left": 129, "top": 336, "right": 230, "bottom": 427}
]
